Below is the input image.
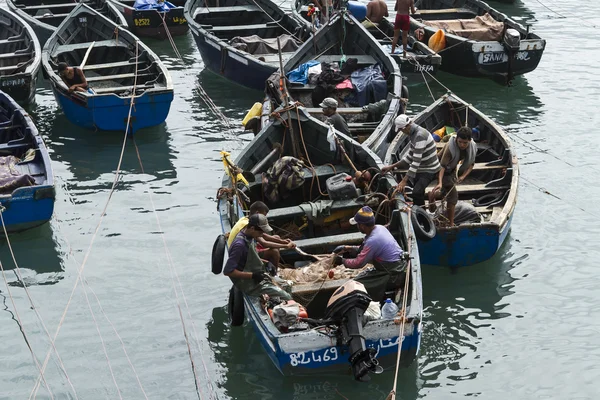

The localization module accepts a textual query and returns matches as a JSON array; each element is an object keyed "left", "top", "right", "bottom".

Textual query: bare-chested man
[
  {"left": 391, "top": 0, "right": 416, "bottom": 57},
  {"left": 365, "top": 0, "right": 388, "bottom": 24}
]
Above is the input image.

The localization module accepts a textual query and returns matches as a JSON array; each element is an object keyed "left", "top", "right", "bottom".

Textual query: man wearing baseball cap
[
  {"left": 381, "top": 114, "right": 441, "bottom": 207},
  {"left": 223, "top": 213, "right": 292, "bottom": 300},
  {"left": 320, "top": 97, "right": 350, "bottom": 135},
  {"left": 333, "top": 206, "right": 407, "bottom": 301}
]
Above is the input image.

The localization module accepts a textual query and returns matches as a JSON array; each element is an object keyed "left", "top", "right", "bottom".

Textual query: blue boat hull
[
  {"left": 418, "top": 218, "right": 512, "bottom": 267},
  {"left": 52, "top": 88, "right": 173, "bottom": 132},
  {"left": 0, "top": 186, "right": 54, "bottom": 233},
  {"left": 192, "top": 32, "right": 276, "bottom": 91}
]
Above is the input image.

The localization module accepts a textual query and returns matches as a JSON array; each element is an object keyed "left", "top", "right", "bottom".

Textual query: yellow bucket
[{"left": 242, "top": 102, "right": 262, "bottom": 126}]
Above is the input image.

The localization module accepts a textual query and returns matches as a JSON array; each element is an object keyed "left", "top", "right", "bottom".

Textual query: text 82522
[{"left": 133, "top": 18, "right": 150, "bottom": 26}]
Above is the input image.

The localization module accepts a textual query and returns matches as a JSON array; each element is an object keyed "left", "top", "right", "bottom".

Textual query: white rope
[
  {"left": 0, "top": 210, "right": 78, "bottom": 399},
  {"left": 30, "top": 40, "right": 142, "bottom": 399}
]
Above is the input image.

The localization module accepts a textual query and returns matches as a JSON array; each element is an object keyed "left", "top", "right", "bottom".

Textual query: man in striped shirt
[{"left": 381, "top": 115, "right": 441, "bottom": 206}]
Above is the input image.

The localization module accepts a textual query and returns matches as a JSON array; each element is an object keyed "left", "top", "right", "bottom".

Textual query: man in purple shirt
[{"left": 334, "top": 206, "right": 408, "bottom": 301}]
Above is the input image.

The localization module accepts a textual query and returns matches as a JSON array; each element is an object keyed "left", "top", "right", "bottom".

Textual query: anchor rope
[
  {"left": 0, "top": 210, "right": 78, "bottom": 399},
  {"left": 30, "top": 40, "right": 142, "bottom": 399}
]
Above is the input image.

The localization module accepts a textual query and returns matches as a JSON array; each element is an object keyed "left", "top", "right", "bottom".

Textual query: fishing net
[{"left": 279, "top": 255, "right": 370, "bottom": 283}]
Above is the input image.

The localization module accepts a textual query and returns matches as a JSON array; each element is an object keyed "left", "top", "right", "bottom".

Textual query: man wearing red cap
[{"left": 334, "top": 206, "right": 407, "bottom": 301}]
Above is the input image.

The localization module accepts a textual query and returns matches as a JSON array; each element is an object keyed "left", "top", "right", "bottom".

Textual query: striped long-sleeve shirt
[{"left": 401, "top": 124, "right": 441, "bottom": 179}]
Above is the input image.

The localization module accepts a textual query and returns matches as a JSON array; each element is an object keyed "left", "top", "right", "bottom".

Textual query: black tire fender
[
  {"left": 211, "top": 234, "right": 227, "bottom": 275},
  {"left": 228, "top": 285, "right": 245, "bottom": 326},
  {"left": 473, "top": 192, "right": 504, "bottom": 207},
  {"left": 411, "top": 206, "right": 436, "bottom": 241}
]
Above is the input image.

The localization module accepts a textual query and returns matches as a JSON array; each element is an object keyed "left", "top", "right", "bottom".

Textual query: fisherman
[
  {"left": 57, "top": 62, "right": 89, "bottom": 93},
  {"left": 430, "top": 127, "right": 477, "bottom": 226},
  {"left": 333, "top": 206, "right": 407, "bottom": 301},
  {"left": 320, "top": 97, "right": 350, "bottom": 135},
  {"left": 391, "top": 0, "right": 417, "bottom": 57},
  {"left": 381, "top": 114, "right": 441, "bottom": 207},
  {"left": 224, "top": 214, "right": 292, "bottom": 300},
  {"left": 228, "top": 201, "right": 296, "bottom": 270},
  {"left": 365, "top": 0, "right": 388, "bottom": 24}
]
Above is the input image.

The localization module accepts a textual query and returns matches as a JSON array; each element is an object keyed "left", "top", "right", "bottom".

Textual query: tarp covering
[
  {"left": 423, "top": 13, "right": 504, "bottom": 42},
  {"left": 287, "top": 60, "right": 319, "bottom": 84},
  {"left": 230, "top": 34, "right": 301, "bottom": 55},
  {"left": 350, "top": 64, "right": 387, "bottom": 107},
  {"left": 134, "top": 0, "right": 177, "bottom": 11},
  {"left": 0, "top": 155, "right": 34, "bottom": 194}
]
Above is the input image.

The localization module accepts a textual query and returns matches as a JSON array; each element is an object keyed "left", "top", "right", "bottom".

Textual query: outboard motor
[
  {"left": 324, "top": 281, "right": 383, "bottom": 381},
  {"left": 502, "top": 28, "right": 521, "bottom": 85}
]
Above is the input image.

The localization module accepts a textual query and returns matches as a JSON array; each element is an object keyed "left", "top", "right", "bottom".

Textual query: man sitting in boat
[
  {"left": 364, "top": 0, "right": 389, "bottom": 25},
  {"left": 224, "top": 214, "right": 292, "bottom": 300},
  {"left": 430, "top": 127, "right": 477, "bottom": 226},
  {"left": 57, "top": 62, "right": 89, "bottom": 94},
  {"left": 320, "top": 97, "right": 350, "bottom": 135},
  {"left": 391, "top": 0, "right": 416, "bottom": 57},
  {"left": 333, "top": 206, "right": 406, "bottom": 301},
  {"left": 381, "top": 114, "right": 441, "bottom": 207},
  {"left": 228, "top": 201, "right": 297, "bottom": 271}
]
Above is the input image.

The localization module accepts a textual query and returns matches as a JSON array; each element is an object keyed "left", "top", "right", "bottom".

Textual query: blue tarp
[
  {"left": 134, "top": 0, "right": 177, "bottom": 11},
  {"left": 286, "top": 60, "right": 319, "bottom": 85},
  {"left": 350, "top": 64, "right": 387, "bottom": 107}
]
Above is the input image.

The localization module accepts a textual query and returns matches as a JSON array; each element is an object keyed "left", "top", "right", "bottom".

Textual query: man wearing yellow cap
[{"left": 334, "top": 206, "right": 407, "bottom": 301}]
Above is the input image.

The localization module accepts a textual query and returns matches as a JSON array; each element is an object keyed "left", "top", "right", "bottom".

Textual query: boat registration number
[
  {"left": 1, "top": 78, "right": 26, "bottom": 87},
  {"left": 134, "top": 18, "right": 151, "bottom": 26},
  {"left": 479, "top": 51, "right": 531, "bottom": 65},
  {"left": 289, "top": 347, "right": 339, "bottom": 367},
  {"left": 172, "top": 16, "right": 186, "bottom": 24}
]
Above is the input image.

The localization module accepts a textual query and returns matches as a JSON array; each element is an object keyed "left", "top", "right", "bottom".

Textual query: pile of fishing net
[{"left": 278, "top": 255, "right": 371, "bottom": 284}]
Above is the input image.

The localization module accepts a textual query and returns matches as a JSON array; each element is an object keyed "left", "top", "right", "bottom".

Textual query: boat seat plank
[
  {"left": 317, "top": 54, "right": 377, "bottom": 65},
  {"left": 0, "top": 142, "right": 32, "bottom": 152},
  {"left": 0, "top": 52, "right": 31, "bottom": 60},
  {"left": 267, "top": 198, "right": 363, "bottom": 220},
  {"left": 0, "top": 38, "right": 26, "bottom": 46},
  {"left": 206, "top": 23, "right": 272, "bottom": 32},
  {"left": 33, "top": 13, "right": 70, "bottom": 19},
  {"left": 393, "top": 162, "right": 507, "bottom": 174},
  {"left": 293, "top": 232, "right": 365, "bottom": 249},
  {"left": 83, "top": 60, "right": 145, "bottom": 71},
  {"left": 19, "top": 2, "right": 81, "bottom": 10},
  {"left": 426, "top": 181, "right": 510, "bottom": 194},
  {"left": 57, "top": 40, "right": 127, "bottom": 53},
  {"left": 92, "top": 84, "right": 155, "bottom": 94},
  {"left": 249, "top": 164, "right": 352, "bottom": 188},
  {"left": 194, "top": 5, "right": 260, "bottom": 16},
  {"left": 86, "top": 72, "right": 154, "bottom": 82},
  {"left": 305, "top": 107, "right": 366, "bottom": 114},
  {"left": 413, "top": 8, "right": 474, "bottom": 16}
]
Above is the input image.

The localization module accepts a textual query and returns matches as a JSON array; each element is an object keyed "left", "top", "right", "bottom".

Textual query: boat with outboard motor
[
  {"left": 108, "top": 0, "right": 188, "bottom": 39},
  {"left": 290, "top": 0, "right": 441, "bottom": 85},
  {"left": 185, "top": 0, "right": 310, "bottom": 91},
  {"left": 384, "top": 92, "right": 518, "bottom": 267},
  {"left": 0, "top": 8, "right": 41, "bottom": 105},
  {"left": 41, "top": 4, "right": 173, "bottom": 133},
  {"left": 214, "top": 103, "right": 423, "bottom": 380},
  {"left": 7, "top": 0, "right": 127, "bottom": 46},
  {"left": 0, "top": 90, "right": 54, "bottom": 232},
  {"left": 265, "top": 12, "right": 404, "bottom": 158},
  {"left": 410, "top": 0, "right": 545, "bottom": 84}
]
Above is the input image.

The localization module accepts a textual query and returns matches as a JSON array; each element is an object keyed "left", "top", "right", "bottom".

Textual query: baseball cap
[
  {"left": 349, "top": 206, "right": 376, "bottom": 225},
  {"left": 247, "top": 214, "right": 273, "bottom": 233},
  {"left": 394, "top": 114, "right": 411, "bottom": 132},
  {"left": 319, "top": 97, "right": 338, "bottom": 109}
]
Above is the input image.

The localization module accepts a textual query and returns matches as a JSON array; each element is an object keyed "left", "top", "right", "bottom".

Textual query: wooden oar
[{"left": 79, "top": 41, "right": 96, "bottom": 69}]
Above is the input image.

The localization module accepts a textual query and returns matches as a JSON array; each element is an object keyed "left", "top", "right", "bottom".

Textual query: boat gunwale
[{"left": 0, "top": 8, "right": 42, "bottom": 78}]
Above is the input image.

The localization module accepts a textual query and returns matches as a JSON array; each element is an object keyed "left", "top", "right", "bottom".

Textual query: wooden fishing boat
[
  {"left": 384, "top": 92, "right": 518, "bottom": 267},
  {"left": 290, "top": 0, "right": 441, "bottom": 84},
  {"left": 7, "top": 0, "right": 127, "bottom": 46},
  {"left": 265, "top": 12, "right": 403, "bottom": 160},
  {"left": 0, "top": 90, "right": 54, "bottom": 232},
  {"left": 0, "top": 8, "right": 41, "bottom": 105},
  {"left": 41, "top": 4, "right": 173, "bottom": 133},
  {"left": 410, "top": 0, "right": 545, "bottom": 84},
  {"left": 108, "top": 0, "right": 188, "bottom": 39},
  {"left": 184, "top": 0, "right": 310, "bottom": 91},
  {"left": 214, "top": 104, "right": 423, "bottom": 380}
]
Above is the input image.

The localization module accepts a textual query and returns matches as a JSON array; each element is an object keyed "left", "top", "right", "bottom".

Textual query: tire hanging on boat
[
  {"left": 411, "top": 206, "right": 436, "bottom": 241},
  {"left": 211, "top": 234, "right": 227, "bottom": 275},
  {"left": 228, "top": 285, "right": 244, "bottom": 326}
]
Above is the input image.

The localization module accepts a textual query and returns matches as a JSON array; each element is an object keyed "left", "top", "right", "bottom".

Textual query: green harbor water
[{"left": 1, "top": 0, "right": 600, "bottom": 399}]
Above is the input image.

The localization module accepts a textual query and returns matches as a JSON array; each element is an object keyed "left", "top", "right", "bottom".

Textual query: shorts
[
  {"left": 394, "top": 14, "right": 410, "bottom": 31},
  {"left": 442, "top": 174, "right": 458, "bottom": 206},
  {"left": 256, "top": 243, "right": 266, "bottom": 252}
]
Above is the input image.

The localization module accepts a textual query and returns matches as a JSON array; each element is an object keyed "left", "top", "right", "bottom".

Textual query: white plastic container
[{"left": 381, "top": 298, "right": 399, "bottom": 320}]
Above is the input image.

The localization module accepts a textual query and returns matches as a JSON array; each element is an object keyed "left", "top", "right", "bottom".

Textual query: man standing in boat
[
  {"left": 320, "top": 97, "right": 350, "bottom": 135},
  {"left": 57, "top": 62, "right": 89, "bottom": 93},
  {"left": 381, "top": 114, "right": 441, "bottom": 207},
  {"left": 430, "top": 127, "right": 477, "bottom": 226},
  {"left": 391, "top": 0, "right": 416, "bottom": 57},
  {"left": 224, "top": 214, "right": 292, "bottom": 300},
  {"left": 333, "top": 206, "right": 407, "bottom": 301}
]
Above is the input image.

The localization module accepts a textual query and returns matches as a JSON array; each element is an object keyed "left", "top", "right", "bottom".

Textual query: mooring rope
[
  {"left": 0, "top": 210, "right": 78, "bottom": 399},
  {"left": 30, "top": 40, "right": 142, "bottom": 399}
]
